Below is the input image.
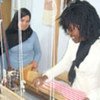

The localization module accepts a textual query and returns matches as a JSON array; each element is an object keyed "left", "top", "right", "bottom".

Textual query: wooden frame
[{"left": 0, "top": 85, "right": 24, "bottom": 100}]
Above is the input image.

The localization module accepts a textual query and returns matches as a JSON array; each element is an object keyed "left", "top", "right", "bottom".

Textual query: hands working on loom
[
  {"left": 32, "top": 75, "right": 48, "bottom": 87},
  {"left": 32, "top": 75, "right": 89, "bottom": 100}
]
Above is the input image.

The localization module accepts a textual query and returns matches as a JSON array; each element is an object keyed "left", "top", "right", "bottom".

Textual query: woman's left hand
[{"left": 30, "top": 61, "right": 38, "bottom": 70}]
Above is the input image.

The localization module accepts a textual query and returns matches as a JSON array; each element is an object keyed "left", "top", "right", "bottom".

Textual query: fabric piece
[{"left": 43, "top": 80, "right": 86, "bottom": 100}]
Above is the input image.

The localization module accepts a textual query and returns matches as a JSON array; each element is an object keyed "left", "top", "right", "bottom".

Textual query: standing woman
[{"left": 5, "top": 8, "right": 41, "bottom": 70}]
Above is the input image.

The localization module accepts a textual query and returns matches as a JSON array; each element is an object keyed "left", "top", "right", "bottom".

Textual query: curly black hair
[
  {"left": 59, "top": 0, "right": 100, "bottom": 85},
  {"left": 59, "top": 0, "right": 100, "bottom": 40}
]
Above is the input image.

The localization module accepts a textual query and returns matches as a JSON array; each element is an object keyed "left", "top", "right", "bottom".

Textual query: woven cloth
[{"left": 43, "top": 80, "right": 86, "bottom": 100}]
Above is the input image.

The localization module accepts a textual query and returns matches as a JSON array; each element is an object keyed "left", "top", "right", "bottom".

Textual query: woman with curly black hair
[{"left": 33, "top": 0, "right": 100, "bottom": 99}]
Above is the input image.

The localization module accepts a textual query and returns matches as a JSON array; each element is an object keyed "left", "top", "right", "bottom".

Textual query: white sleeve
[
  {"left": 43, "top": 39, "right": 79, "bottom": 81},
  {"left": 87, "top": 88, "right": 100, "bottom": 100}
]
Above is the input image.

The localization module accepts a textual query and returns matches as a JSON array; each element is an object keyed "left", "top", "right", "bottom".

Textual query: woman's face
[
  {"left": 18, "top": 15, "right": 30, "bottom": 31},
  {"left": 67, "top": 24, "right": 85, "bottom": 43}
]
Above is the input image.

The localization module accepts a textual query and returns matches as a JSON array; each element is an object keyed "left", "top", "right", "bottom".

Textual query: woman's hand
[
  {"left": 33, "top": 75, "right": 48, "bottom": 87},
  {"left": 30, "top": 61, "right": 38, "bottom": 70}
]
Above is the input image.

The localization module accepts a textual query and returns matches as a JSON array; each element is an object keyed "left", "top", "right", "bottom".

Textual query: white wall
[{"left": 87, "top": 0, "right": 100, "bottom": 16}]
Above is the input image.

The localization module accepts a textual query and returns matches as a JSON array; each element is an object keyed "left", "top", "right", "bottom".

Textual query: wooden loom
[
  {"left": 23, "top": 64, "right": 86, "bottom": 100},
  {"left": 0, "top": 0, "right": 67, "bottom": 99},
  {"left": 23, "top": 64, "right": 66, "bottom": 100},
  {"left": 0, "top": 1, "right": 24, "bottom": 99},
  {"left": 23, "top": 0, "right": 66, "bottom": 99},
  {"left": 0, "top": 85, "right": 25, "bottom": 100}
]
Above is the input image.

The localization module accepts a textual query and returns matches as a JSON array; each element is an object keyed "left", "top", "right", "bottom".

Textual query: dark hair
[
  {"left": 59, "top": 0, "right": 100, "bottom": 40},
  {"left": 59, "top": 0, "right": 100, "bottom": 85},
  {"left": 5, "top": 8, "right": 32, "bottom": 49},
  {"left": 6, "top": 8, "right": 31, "bottom": 32}
]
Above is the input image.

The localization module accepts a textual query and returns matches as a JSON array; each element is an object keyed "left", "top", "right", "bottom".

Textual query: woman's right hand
[{"left": 33, "top": 75, "right": 48, "bottom": 87}]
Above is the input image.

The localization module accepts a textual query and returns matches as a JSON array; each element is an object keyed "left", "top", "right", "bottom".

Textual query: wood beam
[{"left": 52, "top": 0, "right": 61, "bottom": 66}]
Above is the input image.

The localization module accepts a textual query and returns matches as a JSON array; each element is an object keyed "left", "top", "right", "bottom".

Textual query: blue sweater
[{"left": 1, "top": 31, "right": 41, "bottom": 69}]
